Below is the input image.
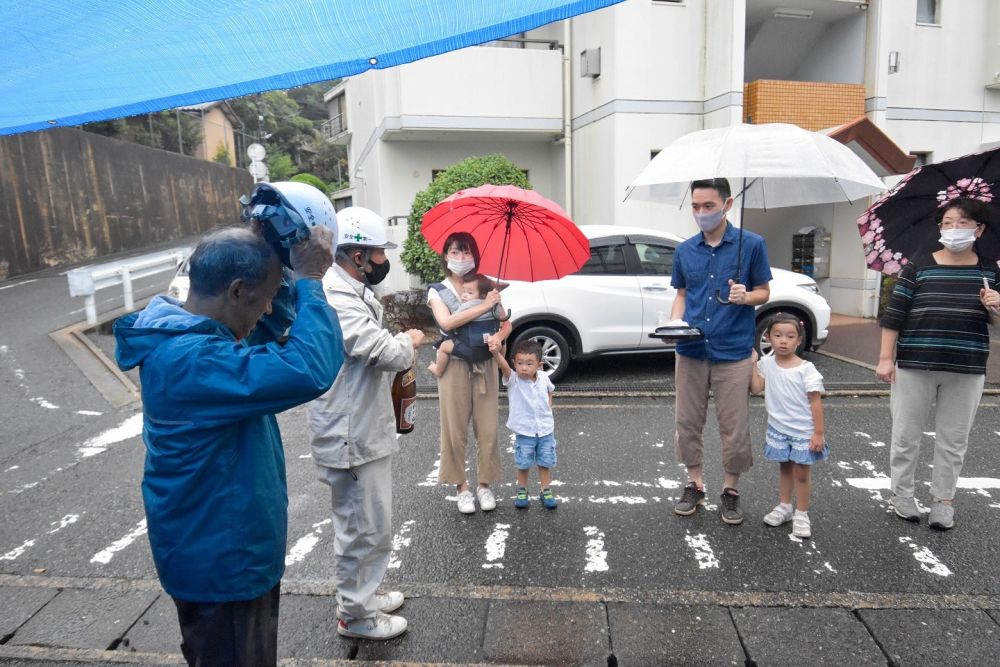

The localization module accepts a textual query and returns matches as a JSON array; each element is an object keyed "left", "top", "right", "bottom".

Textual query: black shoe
[
  {"left": 674, "top": 482, "right": 706, "bottom": 516},
  {"left": 720, "top": 488, "right": 743, "bottom": 525}
]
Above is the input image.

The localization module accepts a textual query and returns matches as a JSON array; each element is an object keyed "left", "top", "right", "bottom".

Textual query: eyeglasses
[{"left": 939, "top": 219, "right": 982, "bottom": 230}]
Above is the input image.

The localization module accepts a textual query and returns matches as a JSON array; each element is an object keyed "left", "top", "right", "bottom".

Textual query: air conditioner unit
[{"left": 580, "top": 48, "right": 601, "bottom": 78}]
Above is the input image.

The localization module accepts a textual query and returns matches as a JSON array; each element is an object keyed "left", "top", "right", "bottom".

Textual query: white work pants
[{"left": 317, "top": 455, "right": 393, "bottom": 622}]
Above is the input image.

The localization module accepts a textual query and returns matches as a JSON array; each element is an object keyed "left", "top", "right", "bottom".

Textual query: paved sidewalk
[{"left": 3, "top": 573, "right": 1000, "bottom": 665}]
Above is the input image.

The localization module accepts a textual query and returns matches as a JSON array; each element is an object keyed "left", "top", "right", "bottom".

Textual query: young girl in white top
[{"left": 750, "top": 313, "right": 828, "bottom": 538}]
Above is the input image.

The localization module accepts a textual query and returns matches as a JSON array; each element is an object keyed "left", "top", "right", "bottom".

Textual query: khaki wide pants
[
  {"left": 437, "top": 357, "right": 501, "bottom": 485},
  {"left": 674, "top": 354, "right": 754, "bottom": 475}
]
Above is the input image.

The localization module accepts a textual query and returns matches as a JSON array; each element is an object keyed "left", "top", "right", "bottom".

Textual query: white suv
[{"left": 501, "top": 225, "right": 831, "bottom": 382}]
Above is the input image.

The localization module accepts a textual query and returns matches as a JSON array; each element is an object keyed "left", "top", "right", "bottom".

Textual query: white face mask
[
  {"left": 447, "top": 258, "right": 476, "bottom": 276},
  {"left": 693, "top": 209, "right": 726, "bottom": 233},
  {"left": 939, "top": 228, "right": 977, "bottom": 252}
]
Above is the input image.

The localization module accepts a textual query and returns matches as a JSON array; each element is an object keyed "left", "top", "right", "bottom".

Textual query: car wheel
[
  {"left": 510, "top": 326, "right": 571, "bottom": 382},
  {"left": 755, "top": 313, "right": 810, "bottom": 356}
]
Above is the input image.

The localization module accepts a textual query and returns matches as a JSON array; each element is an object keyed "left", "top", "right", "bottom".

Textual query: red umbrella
[{"left": 421, "top": 184, "right": 590, "bottom": 282}]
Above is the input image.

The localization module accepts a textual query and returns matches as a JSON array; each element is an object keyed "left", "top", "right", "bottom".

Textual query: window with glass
[
  {"left": 917, "top": 0, "right": 939, "bottom": 24},
  {"left": 577, "top": 243, "right": 628, "bottom": 275},
  {"left": 634, "top": 242, "right": 675, "bottom": 275}
]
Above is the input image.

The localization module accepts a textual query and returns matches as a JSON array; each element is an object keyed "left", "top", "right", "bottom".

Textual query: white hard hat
[
  {"left": 242, "top": 181, "right": 338, "bottom": 266},
  {"left": 336, "top": 207, "right": 397, "bottom": 249}
]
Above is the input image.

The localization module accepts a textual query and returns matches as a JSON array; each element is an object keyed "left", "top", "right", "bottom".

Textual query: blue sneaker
[
  {"left": 514, "top": 487, "right": 529, "bottom": 509},
  {"left": 540, "top": 488, "right": 558, "bottom": 510}
]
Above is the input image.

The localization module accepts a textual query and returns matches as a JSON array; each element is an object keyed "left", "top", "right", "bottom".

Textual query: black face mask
[{"left": 361, "top": 256, "right": 391, "bottom": 285}]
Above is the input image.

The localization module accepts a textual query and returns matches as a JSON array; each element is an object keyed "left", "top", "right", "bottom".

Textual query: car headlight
[{"left": 796, "top": 283, "right": 820, "bottom": 294}]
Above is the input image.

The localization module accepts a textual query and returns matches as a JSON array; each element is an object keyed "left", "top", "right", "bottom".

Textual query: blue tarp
[{"left": 1, "top": 0, "right": 623, "bottom": 136}]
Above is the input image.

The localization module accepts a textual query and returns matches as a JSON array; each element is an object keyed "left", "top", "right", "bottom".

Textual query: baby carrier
[{"left": 430, "top": 282, "right": 501, "bottom": 363}]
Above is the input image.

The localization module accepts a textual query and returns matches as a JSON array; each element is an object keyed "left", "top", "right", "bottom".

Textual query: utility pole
[{"left": 176, "top": 109, "right": 184, "bottom": 154}]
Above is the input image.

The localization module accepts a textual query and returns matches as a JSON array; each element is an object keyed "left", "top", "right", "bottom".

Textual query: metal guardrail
[{"left": 67, "top": 247, "right": 191, "bottom": 325}]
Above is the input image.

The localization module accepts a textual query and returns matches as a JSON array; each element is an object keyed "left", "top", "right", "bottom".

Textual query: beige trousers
[
  {"left": 674, "top": 354, "right": 754, "bottom": 475},
  {"left": 437, "top": 357, "right": 502, "bottom": 485}
]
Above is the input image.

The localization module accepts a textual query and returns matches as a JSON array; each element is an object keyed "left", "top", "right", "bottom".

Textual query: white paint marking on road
[
  {"left": 0, "top": 279, "right": 38, "bottom": 291},
  {"left": 899, "top": 536, "right": 951, "bottom": 577},
  {"left": 657, "top": 478, "right": 680, "bottom": 489},
  {"left": 548, "top": 480, "right": 565, "bottom": 486},
  {"left": 823, "top": 562, "right": 837, "bottom": 573},
  {"left": 846, "top": 478, "right": 890, "bottom": 489},
  {"left": 869, "top": 441, "right": 886, "bottom": 448},
  {"left": 653, "top": 441, "right": 665, "bottom": 448},
  {"left": 482, "top": 523, "right": 510, "bottom": 569},
  {"left": 923, "top": 431, "right": 935, "bottom": 437},
  {"left": 75, "top": 410, "right": 103, "bottom": 416},
  {"left": 837, "top": 462, "right": 853, "bottom": 470},
  {"left": 583, "top": 526, "right": 609, "bottom": 572},
  {"left": 14, "top": 369, "right": 25, "bottom": 380},
  {"left": 90, "top": 519, "right": 148, "bottom": 564},
  {"left": 30, "top": 397, "right": 59, "bottom": 410},
  {"left": 853, "top": 431, "right": 871, "bottom": 439},
  {"left": 297, "top": 454, "right": 311, "bottom": 459},
  {"left": 77, "top": 413, "right": 143, "bottom": 458},
  {"left": 587, "top": 496, "right": 647, "bottom": 504},
  {"left": 3, "top": 465, "right": 19, "bottom": 472},
  {"left": 830, "top": 479, "right": 843, "bottom": 487},
  {"left": 388, "top": 520, "right": 416, "bottom": 570},
  {"left": 507, "top": 433, "right": 516, "bottom": 454},
  {"left": 285, "top": 518, "right": 332, "bottom": 566},
  {"left": 0, "top": 539, "right": 36, "bottom": 560},
  {"left": 848, "top": 477, "right": 1000, "bottom": 491},
  {"left": 47, "top": 514, "right": 80, "bottom": 534},
  {"left": 684, "top": 532, "right": 719, "bottom": 569},
  {"left": 855, "top": 460, "right": 883, "bottom": 475},
  {"left": 596, "top": 480, "right": 622, "bottom": 487},
  {"left": 418, "top": 454, "right": 442, "bottom": 487}
]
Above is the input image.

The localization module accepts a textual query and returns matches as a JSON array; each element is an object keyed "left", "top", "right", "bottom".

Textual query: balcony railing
[{"left": 320, "top": 114, "right": 347, "bottom": 141}]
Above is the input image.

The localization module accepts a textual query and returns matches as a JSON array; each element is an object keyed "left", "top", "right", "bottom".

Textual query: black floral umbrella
[{"left": 857, "top": 148, "right": 1000, "bottom": 275}]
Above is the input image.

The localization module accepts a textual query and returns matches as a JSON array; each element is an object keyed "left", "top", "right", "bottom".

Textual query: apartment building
[{"left": 323, "top": 0, "right": 1000, "bottom": 316}]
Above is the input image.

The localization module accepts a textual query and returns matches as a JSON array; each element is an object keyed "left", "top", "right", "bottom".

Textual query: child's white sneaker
[
  {"left": 456, "top": 490, "right": 476, "bottom": 514},
  {"left": 792, "top": 511, "right": 811, "bottom": 539},
  {"left": 763, "top": 504, "right": 793, "bottom": 527}
]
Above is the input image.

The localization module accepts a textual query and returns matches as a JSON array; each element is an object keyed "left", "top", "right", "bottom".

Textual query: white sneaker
[
  {"left": 792, "top": 512, "right": 812, "bottom": 539},
  {"left": 456, "top": 490, "right": 476, "bottom": 514},
  {"left": 336, "top": 591, "right": 404, "bottom": 620},
  {"left": 373, "top": 591, "right": 404, "bottom": 614},
  {"left": 476, "top": 487, "right": 497, "bottom": 511},
  {"left": 337, "top": 612, "right": 407, "bottom": 640},
  {"left": 763, "top": 504, "right": 794, "bottom": 527}
]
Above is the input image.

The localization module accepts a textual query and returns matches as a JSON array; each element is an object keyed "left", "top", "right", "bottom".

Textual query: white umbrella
[
  {"left": 626, "top": 122, "right": 887, "bottom": 306},
  {"left": 625, "top": 122, "right": 887, "bottom": 208}
]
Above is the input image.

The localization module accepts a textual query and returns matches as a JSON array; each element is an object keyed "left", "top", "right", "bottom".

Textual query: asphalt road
[{"left": 4, "top": 261, "right": 1000, "bottom": 665}]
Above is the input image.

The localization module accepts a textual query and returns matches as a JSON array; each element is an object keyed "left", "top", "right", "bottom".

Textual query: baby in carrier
[{"left": 428, "top": 273, "right": 506, "bottom": 377}]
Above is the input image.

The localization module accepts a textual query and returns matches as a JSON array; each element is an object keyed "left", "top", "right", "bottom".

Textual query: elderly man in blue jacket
[{"left": 115, "top": 224, "right": 342, "bottom": 666}]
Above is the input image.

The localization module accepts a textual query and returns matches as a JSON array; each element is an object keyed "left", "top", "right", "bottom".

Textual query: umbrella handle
[
  {"left": 714, "top": 289, "right": 732, "bottom": 305},
  {"left": 492, "top": 304, "right": 511, "bottom": 321}
]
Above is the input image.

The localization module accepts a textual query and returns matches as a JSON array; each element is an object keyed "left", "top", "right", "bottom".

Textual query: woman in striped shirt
[{"left": 877, "top": 197, "right": 1000, "bottom": 530}]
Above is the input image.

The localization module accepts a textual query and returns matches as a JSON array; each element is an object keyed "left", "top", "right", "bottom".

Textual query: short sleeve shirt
[
  {"left": 756, "top": 354, "right": 824, "bottom": 439},
  {"left": 504, "top": 371, "right": 555, "bottom": 437},
  {"left": 671, "top": 223, "right": 772, "bottom": 361}
]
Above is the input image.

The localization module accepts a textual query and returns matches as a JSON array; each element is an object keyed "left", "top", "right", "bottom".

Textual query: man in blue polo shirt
[{"left": 669, "top": 178, "right": 772, "bottom": 525}]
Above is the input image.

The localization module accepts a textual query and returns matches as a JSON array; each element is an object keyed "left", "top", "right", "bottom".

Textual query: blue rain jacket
[{"left": 114, "top": 278, "right": 342, "bottom": 602}]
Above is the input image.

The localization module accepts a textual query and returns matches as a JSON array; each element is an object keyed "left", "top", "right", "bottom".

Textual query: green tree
[
  {"left": 401, "top": 154, "right": 531, "bottom": 285},
  {"left": 212, "top": 142, "right": 232, "bottom": 165},
  {"left": 82, "top": 110, "right": 202, "bottom": 157},
  {"left": 290, "top": 172, "right": 330, "bottom": 194},
  {"left": 266, "top": 152, "right": 297, "bottom": 181}
]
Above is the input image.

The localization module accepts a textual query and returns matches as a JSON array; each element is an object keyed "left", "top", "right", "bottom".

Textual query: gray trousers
[
  {"left": 317, "top": 455, "right": 393, "bottom": 622},
  {"left": 890, "top": 366, "right": 985, "bottom": 501}
]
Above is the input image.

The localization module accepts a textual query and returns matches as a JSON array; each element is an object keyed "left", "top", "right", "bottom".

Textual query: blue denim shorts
[
  {"left": 764, "top": 424, "right": 828, "bottom": 465},
  {"left": 514, "top": 432, "right": 557, "bottom": 470}
]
